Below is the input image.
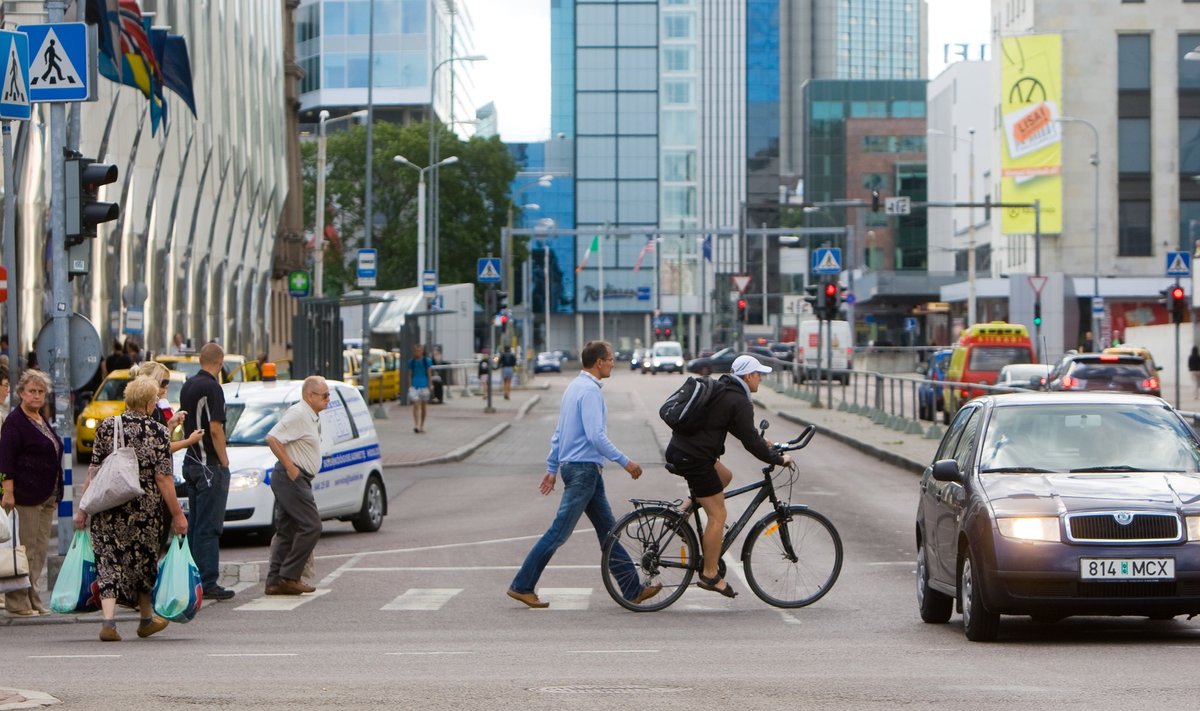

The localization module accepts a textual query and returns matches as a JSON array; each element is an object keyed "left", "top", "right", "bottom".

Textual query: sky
[{"left": 469, "top": 0, "right": 992, "bottom": 143}]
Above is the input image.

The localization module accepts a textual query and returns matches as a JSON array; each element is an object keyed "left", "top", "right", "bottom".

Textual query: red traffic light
[
  {"left": 737, "top": 299, "right": 746, "bottom": 309},
  {"left": 823, "top": 283, "right": 837, "bottom": 297},
  {"left": 1172, "top": 286, "right": 1185, "bottom": 300}
]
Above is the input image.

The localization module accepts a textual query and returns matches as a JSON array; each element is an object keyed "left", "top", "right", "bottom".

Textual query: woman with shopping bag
[
  {"left": 0, "top": 370, "right": 62, "bottom": 617},
  {"left": 75, "top": 377, "right": 188, "bottom": 642}
]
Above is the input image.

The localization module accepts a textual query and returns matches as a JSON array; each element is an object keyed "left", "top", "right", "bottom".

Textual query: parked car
[
  {"left": 174, "top": 380, "right": 387, "bottom": 537},
  {"left": 769, "top": 342, "right": 795, "bottom": 362},
  {"left": 648, "top": 340, "right": 685, "bottom": 374},
  {"left": 1043, "top": 353, "right": 1160, "bottom": 397},
  {"left": 916, "top": 392, "right": 1200, "bottom": 640},
  {"left": 686, "top": 347, "right": 738, "bottom": 376},
  {"left": 917, "top": 348, "right": 953, "bottom": 422},
  {"left": 534, "top": 351, "right": 563, "bottom": 373},
  {"left": 995, "top": 363, "right": 1052, "bottom": 391},
  {"left": 76, "top": 368, "right": 186, "bottom": 461}
]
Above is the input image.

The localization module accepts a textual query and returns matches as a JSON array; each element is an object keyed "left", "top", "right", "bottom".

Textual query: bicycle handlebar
[{"left": 772, "top": 424, "right": 816, "bottom": 453}]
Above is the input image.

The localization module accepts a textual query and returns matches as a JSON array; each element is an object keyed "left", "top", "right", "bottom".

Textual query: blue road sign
[
  {"left": 812, "top": 247, "right": 842, "bottom": 274},
  {"left": 637, "top": 286, "right": 651, "bottom": 301},
  {"left": 1166, "top": 251, "right": 1191, "bottom": 277},
  {"left": 477, "top": 257, "right": 502, "bottom": 283},
  {"left": 904, "top": 317, "right": 918, "bottom": 332},
  {"left": 422, "top": 269, "right": 437, "bottom": 293},
  {"left": 0, "top": 30, "right": 30, "bottom": 120},
  {"left": 19, "top": 22, "right": 94, "bottom": 102},
  {"left": 356, "top": 248, "right": 377, "bottom": 288}
]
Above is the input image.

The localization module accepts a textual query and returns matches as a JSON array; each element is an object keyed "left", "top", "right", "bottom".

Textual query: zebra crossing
[{"left": 229, "top": 585, "right": 742, "bottom": 612}]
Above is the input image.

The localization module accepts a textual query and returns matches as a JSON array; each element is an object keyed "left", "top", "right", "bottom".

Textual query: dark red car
[{"left": 1043, "top": 353, "right": 1160, "bottom": 397}]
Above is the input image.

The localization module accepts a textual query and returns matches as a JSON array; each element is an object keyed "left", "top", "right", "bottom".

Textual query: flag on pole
[
  {"left": 702, "top": 234, "right": 712, "bottom": 262},
  {"left": 576, "top": 235, "right": 599, "bottom": 272},
  {"left": 85, "top": 0, "right": 122, "bottom": 80},
  {"left": 93, "top": 0, "right": 166, "bottom": 134},
  {"left": 632, "top": 235, "right": 656, "bottom": 272},
  {"left": 150, "top": 27, "right": 198, "bottom": 117}
]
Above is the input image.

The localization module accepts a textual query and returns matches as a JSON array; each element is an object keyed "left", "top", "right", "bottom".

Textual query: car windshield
[
  {"left": 224, "top": 402, "right": 289, "bottom": 445},
  {"left": 656, "top": 344, "right": 682, "bottom": 357},
  {"left": 978, "top": 402, "right": 1200, "bottom": 473},
  {"left": 967, "top": 346, "right": 1031, "bottom": 372},
  {"left": 95, "top": 378, "right": 128, "bottom": 401},
  {"left": 1068, "top": 363, "right": 1148, "bottom": 381}
]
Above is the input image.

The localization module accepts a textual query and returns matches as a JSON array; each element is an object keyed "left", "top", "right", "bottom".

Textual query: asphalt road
[{"left": 8, "top": 370, "right": 1200, "bottom": 709}]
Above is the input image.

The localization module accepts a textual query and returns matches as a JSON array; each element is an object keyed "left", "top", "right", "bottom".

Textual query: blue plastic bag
[
  {"left": 153, "top": 534, "right": 203, "bottom": 622},
  {"left": 50, "top": 530, "right": 100, "bottom": 613}
]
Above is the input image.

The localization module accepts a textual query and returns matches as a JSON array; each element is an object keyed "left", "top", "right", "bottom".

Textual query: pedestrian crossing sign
[
  {"left": 18, "top": 22, "right": 95, "bottom": 103},
  {"left": 1166, "top": 251, "right": 1191, "bottom": 277},
  {"left": 812, "top": 247, "right": 842, "bottom": 275},
  {"left": 477, "top": 257, "right": 502, "bottom": 283},
  {"left": 0, "top": 30, "right": 30, "bottom": 120}
]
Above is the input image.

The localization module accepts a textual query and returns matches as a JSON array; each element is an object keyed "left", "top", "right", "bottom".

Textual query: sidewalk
[{"left": 370, "top": 379, "right": 548, "bottom": 467}]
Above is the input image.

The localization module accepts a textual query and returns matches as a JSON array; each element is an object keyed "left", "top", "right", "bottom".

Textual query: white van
[
  {"left": 175, "top": 380, "right": 387, "bottom": 535},
  {"left": 649, "top": 340, "right": 685, "bottom": 374},
  {"left": 797, "top": 320, "right": 853, "bottom": 384}
]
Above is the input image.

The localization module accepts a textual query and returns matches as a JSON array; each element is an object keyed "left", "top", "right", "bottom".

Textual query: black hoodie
[{"left": 667, "top": 374, "right": 784, "bottom": 466}]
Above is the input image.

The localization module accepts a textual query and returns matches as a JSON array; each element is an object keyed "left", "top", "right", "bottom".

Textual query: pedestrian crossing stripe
[
  {"left": 1, "top": 39, "right": 28, "bottom": 108},
  {"left": 230, "top": 586, "right": 739, "bottom": 612},
  {"left": 382, "top": 588, "right": 462, "bottom": 610},
  {"left": 29, "top": 28, "right": 80, "bottom": 88}
]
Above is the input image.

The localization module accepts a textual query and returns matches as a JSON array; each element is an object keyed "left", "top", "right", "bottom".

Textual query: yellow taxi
[
  {"left": 1103, "top": 345, "right": 1161, "bottom": 373},
  {"left": 159, "top": 353, "right": 258, "bottom": 383},
  {"left": 342, "top": 348, "right": 397, "bottom": 402},
  {"left": 76, "top": 368, "right": 186, "bottom": 460}
]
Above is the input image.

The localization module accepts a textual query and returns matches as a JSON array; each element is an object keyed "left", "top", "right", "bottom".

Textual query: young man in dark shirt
[
  {"left": 179, "top": 342, "right": 234, "bottom": 600},
  {"left": 664, "top": 355, "right": 792, "bottom": 598}
]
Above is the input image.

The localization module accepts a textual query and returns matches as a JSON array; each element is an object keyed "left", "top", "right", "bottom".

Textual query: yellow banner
[{"left": 1000, "top": 34, "right": 1063, "bottom": 234}]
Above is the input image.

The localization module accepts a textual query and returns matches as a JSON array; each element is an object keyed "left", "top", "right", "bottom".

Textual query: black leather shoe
[{"left": 204, "top": 586, "right": 236, "bottom": 601}]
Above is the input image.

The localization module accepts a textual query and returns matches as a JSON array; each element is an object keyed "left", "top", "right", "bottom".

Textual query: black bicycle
[{"left": 599, "top": 422, "right": 842, "bottom": 611}]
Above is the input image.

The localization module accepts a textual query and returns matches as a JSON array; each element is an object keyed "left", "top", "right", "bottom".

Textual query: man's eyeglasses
[{"left": 313, "top": 391, "right": 331, "bottom": 399}]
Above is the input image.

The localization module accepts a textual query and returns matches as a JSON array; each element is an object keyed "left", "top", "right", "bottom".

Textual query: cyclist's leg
[
  {"left": 509, "top": 464, "right": 596, "bottom": 593},
  {"left": 696, "top": 493, "right": 726, "bottom": 580},
  {"left": 584, "top": 473, "right": 643, "bottom": 600}
]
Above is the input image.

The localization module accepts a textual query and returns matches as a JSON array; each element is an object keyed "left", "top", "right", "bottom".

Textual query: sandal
[{"left": 697, "top": 573, "right": 737, "bottom": 598}]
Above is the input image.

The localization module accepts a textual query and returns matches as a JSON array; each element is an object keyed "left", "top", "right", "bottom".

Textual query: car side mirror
[{"left": 930, "top": 458, "right": 964, "bottom": 483}]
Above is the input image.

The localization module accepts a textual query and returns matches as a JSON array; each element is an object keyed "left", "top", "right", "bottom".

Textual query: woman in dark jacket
[{"left": 0, "top": 370, "right": 63, "bottom": 616}]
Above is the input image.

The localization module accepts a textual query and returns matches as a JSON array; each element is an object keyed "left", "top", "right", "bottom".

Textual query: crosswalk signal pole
[{"left": 485, "top": 287, "right": 496, "bottom": 414}]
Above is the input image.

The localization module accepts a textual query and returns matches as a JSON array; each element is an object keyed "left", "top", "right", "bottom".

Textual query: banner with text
[{"left": 1000, "top": 33, "right": 1063, "bottom": 235}]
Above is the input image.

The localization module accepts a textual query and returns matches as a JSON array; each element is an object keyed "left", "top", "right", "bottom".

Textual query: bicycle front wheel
[
  {"left": 743, "top": 506, "right": 842, "bottom": 608},
  {"left": 601, "top": 506, "right": 698, "bottom": 612}
]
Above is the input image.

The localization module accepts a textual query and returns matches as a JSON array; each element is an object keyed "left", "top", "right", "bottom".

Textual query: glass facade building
[{"left": 4, "top": 1, "right": 289, "bottom": 360}]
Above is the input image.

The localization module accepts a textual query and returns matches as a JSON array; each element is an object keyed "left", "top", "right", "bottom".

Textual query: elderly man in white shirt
[{"left": 264, "top": 376, "right": 330, "bottom": 596}]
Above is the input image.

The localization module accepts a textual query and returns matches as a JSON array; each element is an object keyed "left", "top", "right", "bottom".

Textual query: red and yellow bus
[{"left": 943, "top": 322, "right": 1036, "bottom": 418}]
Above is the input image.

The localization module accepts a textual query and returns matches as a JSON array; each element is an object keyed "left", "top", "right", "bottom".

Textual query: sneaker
[
  {"left": 203, "top": 586, "right": 236, "bottom": 601},
  {"left": 137, "top": 616, "right": 169, "bottom": 638},
  {"left": 99, "top": 625, "right": 121, "bottom": 642}
]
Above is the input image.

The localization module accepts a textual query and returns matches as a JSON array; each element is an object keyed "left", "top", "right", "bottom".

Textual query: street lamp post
[
  {"left": 427, "top": 53, "right": 487, "bottom": 280},
  {"left": 1056, "top": 116, "right": 1101, "bottom": 348},
  {"left": 314, "top": 110, "right": 367, "bottom": 297},
  {"left": 503, "top": 175, "right": 553, "bottom": 351},
  {"left": 928, "top": 128, "right": 977, "bottom": 325},
  {"left": 394, "top": 154, "right": 460, "bottom": 286}
]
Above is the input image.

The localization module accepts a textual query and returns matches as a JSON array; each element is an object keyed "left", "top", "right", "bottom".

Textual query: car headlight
[
  {"left": 1187, "top": 516, "right": 1200, "bottom": 542},
  {"left": 997, "top": 517, "right": 1060, "bottom": 542},
  {"left": 83, "top": 417, "right": 98, "bottom": 430},
  {"left": 229, "top": 468, "right": 265, "bottom": 492}
]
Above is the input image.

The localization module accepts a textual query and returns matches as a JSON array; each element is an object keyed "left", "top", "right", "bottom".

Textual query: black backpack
[{"left": 659, "top": 376, "right": 724, "bottom": 433}]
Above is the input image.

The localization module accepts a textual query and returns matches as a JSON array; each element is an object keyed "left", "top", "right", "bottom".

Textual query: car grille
[{"left": 1065, "top": 512, "right": 1181, "bottom": 543}]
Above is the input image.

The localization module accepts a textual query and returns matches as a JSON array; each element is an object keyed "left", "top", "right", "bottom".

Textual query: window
[
  {"left": 1182, "top": 119, "right": 1200, "bottom": 174},
  {"left": 1116, "top": 119, "right": 1151, "bottom": 173},
  {"left": 1118, "top": 199, "right": 1152, "bottom": 256},
  {"left": 1119, "top": 35, "right": 1151, "bottom": 91},
  {"left": 578, "top": 93, "right": 617, "bottom": 134},
  {"left": 663, "top": 47, "right": 692, "bottom": 72},
  {"left": 663, "top": 14, "right": 692, "bottom": 39},
  {"left": 663, "top": 79, "right": 691, "bottom": 105},
  {"left": 577, "top": 5, "right": 615, "bottom": 46},
  {"left": 662, "top": 151, "right": 695, "bottom": 181},
  {"left": 618, "top": 93, "right": 657, "bottom": 134},
  {"left": 323, "top": 1, "right": 345, "bottom": 35},
  {"left": 1182, "top": 35, "right": 1200, "bottom": 90}
]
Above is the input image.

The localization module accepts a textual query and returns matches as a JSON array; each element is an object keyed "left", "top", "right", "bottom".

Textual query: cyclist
[{"left": 664, "top": 354, "right": 792, "bottom": 597}]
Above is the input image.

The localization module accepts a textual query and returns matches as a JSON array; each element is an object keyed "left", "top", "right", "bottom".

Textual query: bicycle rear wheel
[
  {"left": 601, "top": 506, "right": 698, "bottom": 612},
  {"left": 743, "top": 506, "right": 842, "bottom": 608}
]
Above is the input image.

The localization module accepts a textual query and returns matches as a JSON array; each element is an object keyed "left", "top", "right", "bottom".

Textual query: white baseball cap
[{"left": 731, "top": 354, "right": 772, "bottom": 377}]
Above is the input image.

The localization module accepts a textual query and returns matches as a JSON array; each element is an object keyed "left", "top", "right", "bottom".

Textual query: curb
[
  {"left": 388, "top": 394, "right": 541, "bottom": 468},
  {"left": 754, "top": 397, "right": 928, "bottom": 475},
  {"left": 0, "top": 688, "right": 59, "bottom": 710}
]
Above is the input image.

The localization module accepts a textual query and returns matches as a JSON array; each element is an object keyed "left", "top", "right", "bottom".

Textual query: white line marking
[
  {"left": 233, "top": 530, "right": 599, "bottom": 566},
  {"left": 867, "top": 561, "right": 915, "bottom": 566},
  {"left": 538, "top": 587, "right": 592, "bottom": 610},
  {"left": 382, "top": 588, "right": 463, "bottom": 611},
  {"left": 320, "top": 553, "right": 365, "bottom": 586},
  {"left": 236, "top": 588, "right": 331, "bottom": 611},
  {"left": 207, "top": 653, "right": 300, "bottom": 657},
  {"left": 29, "top": 654, "right": 121, "bottom": 659},
  {"left": 384, "top": 651, "right": 474, "bottom": 656},
  {"left": 565, "top": 649, "right": 659, "bottom": 654},
  {"left": 343, "top": 565, "right": 599, "bottom": 572}
]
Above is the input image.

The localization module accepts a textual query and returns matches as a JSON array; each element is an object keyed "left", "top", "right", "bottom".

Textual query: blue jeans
[
  {"left": 183, "top": 463, "right": 231, "bottom": 590},
  {"left": 510, "top": 462, "right": 643, "bottom": 601}
]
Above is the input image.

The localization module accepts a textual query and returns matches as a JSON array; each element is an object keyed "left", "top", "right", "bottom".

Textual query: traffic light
[
  {"left": 496, "top": 291, "right": 508, "bottom": 312},
  {"left": 1032, "top": 301, "right": 1042, "bottom": 327},
  {"left": 822, "top": 280, "right": 841, "bottom": 318},
  {"left": 871, "top": 190, "right": 881, "bottom": 213},
  {"left": 1170, "top": 285, "right": 1188, "bottom": 324},
  {"left": 804, "top": 283, "right": 821, "bottom": 319},
  {"left": 500, "top": 312, "right": 509, "bottom": 326},
  {"left": 65, "top": 154, "right": 119, "bottom": 246},
  {"left": 736, "top": 298, "right": 747, "bottom": 322}
]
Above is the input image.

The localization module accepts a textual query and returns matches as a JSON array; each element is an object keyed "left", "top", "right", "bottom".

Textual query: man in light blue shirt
[{"left": 507, "top": 340, "right": 660, "bottom": 608}]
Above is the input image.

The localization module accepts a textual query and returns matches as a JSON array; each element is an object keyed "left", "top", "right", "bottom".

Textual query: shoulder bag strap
[{"left": 113, "top": 413, "right": 124, "bottom": 449}]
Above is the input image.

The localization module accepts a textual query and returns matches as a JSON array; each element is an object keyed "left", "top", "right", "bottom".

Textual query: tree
[{"left": 301, "top": 121, "right": 519, "bottom": 298}]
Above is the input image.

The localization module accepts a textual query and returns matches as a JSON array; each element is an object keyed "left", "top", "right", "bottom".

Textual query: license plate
[{"left": 1080, "top": 558, "right": 1174, "bottom": 580}]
